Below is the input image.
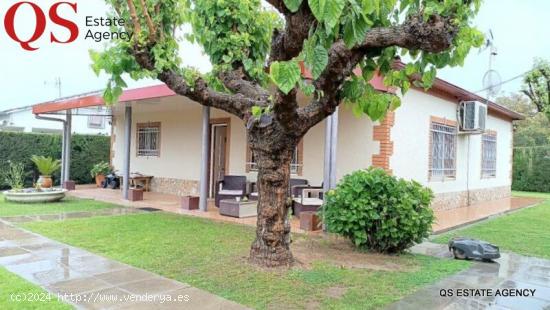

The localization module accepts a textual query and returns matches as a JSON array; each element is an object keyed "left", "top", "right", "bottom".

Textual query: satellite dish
[{"left": 482, "top": 69, "right": 502, "bottom": 97}]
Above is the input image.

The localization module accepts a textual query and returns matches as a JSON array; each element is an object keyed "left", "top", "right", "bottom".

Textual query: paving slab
[
  {"left": 387, "top": 242, "right": 550, "bottom": 309},
  {"left": 0, "top": 218, "right": 249, "bottom": 309}
]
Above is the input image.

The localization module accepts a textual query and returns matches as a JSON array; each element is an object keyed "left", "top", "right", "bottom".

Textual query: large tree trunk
[{"left": 248, "top": 133, "right": 296, "bottom": 267}]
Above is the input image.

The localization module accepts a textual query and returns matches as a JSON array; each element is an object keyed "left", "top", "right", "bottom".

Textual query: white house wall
[
  {"left": 111, "top": 89, "right": 513, "bottom": 209},
  {"left": 391, "top": 88, "right": 512, "bottom": 210}
]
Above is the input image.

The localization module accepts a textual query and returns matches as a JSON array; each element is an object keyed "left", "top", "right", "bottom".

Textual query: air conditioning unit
[{"left": 459, "top": 101, "right": 487, "bottom": 132}]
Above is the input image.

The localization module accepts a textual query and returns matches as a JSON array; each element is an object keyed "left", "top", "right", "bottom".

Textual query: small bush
[
  {"left": 321, "top": 168, "right": 435, "bottom": 253},
  {"left": 1, "top": 161, "right": 26, "bottom": 190}
]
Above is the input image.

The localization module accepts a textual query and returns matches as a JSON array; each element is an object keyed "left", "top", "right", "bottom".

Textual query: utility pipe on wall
[
  {"left": 35, "top": 114, "right": 67, "bottom": 184},
  {"left": 64, "top": 110, "right": 72, "bottom": 182}
]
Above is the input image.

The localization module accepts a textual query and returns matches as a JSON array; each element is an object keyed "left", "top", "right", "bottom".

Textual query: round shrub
[{"left": 321, "top": 168, "right": 435, "bottom": 253}]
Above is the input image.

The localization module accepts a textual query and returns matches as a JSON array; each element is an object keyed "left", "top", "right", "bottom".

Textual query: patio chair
[
  {"left": 292, "top": 187, "right": 323, "bottom": 218},
  {"left": 215, "top": 175, "right": 247, "bottom": 207}
]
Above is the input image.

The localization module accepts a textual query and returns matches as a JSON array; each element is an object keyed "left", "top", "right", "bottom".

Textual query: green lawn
[
  {"left": 0, "top": 194, "right": 118, "bottom": 217},
  {"left": 512, "top": 190, "right": 550, "bottom": 200},
  {"left": 23, "top": 212, "right": 470, "bottom": 310},
  {"left": 0, "top": 267, "right": 71, "bottom": 310},
  {"left": 433, "top": 197, "right": 550, "bottom": 259}
]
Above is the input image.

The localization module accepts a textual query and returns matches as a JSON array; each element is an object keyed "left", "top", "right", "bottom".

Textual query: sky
[{"left": 0, "top": 0, "right": 549, "bottom": 111}]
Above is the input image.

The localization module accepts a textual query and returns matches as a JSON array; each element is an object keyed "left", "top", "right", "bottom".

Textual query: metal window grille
[
  {"left": 430, "top": 123, "right": 457, "bottom": 179},
  {"left": 482, "top": 134, "right": 497, "bottom": 177},
  {"left": 247, "top": 146, "right": 301, "bottom": 174},
  {"left": 137, "top": 125, "right": 160, "bottom": 157}
]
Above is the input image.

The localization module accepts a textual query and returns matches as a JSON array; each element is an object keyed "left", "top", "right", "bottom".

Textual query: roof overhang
[
  {"left": 32, "top": 65, "right": 523, "bottom": 121},
  {"left": 32, "top": 84, "right": 176, "bottom": 114}
]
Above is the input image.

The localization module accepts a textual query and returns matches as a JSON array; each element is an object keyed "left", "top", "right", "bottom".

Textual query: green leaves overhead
[
  {"left": 283, "top": 0, "right": 303, "bottom": 12},
  {"left": 270, "top": 61, "right": 302, "bottom": 94},
  {"left": 342, "top": 76, "right": 400, "bottom": 122},
  {"left": 308, "top": 0, "right": 346, "bottom": 29},
  {"left": 308, "top": 45, "right": 329, "bottom": 79},
  {"left": 91, "top": 0, "right": 485, "bottom": 122}
]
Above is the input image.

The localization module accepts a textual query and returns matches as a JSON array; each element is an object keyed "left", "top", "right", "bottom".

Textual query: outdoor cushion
[
  {"left": 293, "top": 197, "right": 323, "bottom": 206},
  {"left": 218, "top": 189, "right": 243, "bottom": 195}
]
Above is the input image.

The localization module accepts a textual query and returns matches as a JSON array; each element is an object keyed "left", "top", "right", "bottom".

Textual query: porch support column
[
  {"left": 322, "top": 108, "right": 338, "bottom": 232},
  {"left": 323, "top": 108, "right": 339, "bottom": 191},
  {"left": 329, "top": 108, "right": 338, "bottom": 188},
  {"left": 122, "top": 104, "right": 132, "bottom": 200},
  {"left": 64, "top": 110, "right": 72, "bottom": 182},
  {"left": 199, "top": 106, "right": 210, "bottom": 212},
  {"left": 60, "top": 121, "right": 66, "bottom": 184}
]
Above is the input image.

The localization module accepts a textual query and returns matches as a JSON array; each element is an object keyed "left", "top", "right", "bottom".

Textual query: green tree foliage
[
  {"left": 498, "top": 94, "right": 550, "bottom": 147},
  {"left": 513, "top": 146, "right": 550, "bottom": 193},
  {"left": 522, "top": 58, "right": 550, "bottom": 120},
  {"left": 0, "top": 132, "right": 110, "bottom": 188},
  {"left": 92, "top": 0, "right": 484, "bottom": 122},
  {"left": 321, "top": 168, "right": 435, "bottom": 253}
]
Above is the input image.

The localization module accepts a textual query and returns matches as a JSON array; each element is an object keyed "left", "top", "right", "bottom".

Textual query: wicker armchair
[{"left": 215, "top": 175, "right": 247, "bottom": 207}]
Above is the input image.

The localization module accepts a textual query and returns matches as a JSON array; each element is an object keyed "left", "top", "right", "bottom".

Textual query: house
[
  {"left": 31, "top": 73, "right": 523, "bottom": 212},
  {"left": 0, "top": 104, "right": 111, "bottom": 135}
]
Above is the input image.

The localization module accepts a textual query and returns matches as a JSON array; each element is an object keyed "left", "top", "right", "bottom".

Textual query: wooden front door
[{"left": 209, "top": 122, "right": 228, "bottom": 197}]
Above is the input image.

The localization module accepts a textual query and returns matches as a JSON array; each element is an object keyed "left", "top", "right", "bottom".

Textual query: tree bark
[{"left": 248, "top": 132, "right": 296, "bottom": 267}]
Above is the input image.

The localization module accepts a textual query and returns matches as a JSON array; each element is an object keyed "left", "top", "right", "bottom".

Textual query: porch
[
  {"left": 69, "top": 185, "right": 543, "bottom": 234},
  {"left": 68, "top": 185, "right": 311, "bottom": 233}
]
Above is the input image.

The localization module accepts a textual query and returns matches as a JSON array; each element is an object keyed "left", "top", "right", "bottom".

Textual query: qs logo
[{"left": 2, "top": 1, "right": 79, "bottom": 51}]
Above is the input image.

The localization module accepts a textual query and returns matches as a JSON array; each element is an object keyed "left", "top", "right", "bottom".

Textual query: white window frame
[
  {"left": 87, "top": 115, "right": 106, "bottom": 129},
  {"left": 247, "top": 143, "right": 302, "bottom": 175},
  {"left": 481, "top": 132, "right": 497, "bottom": 178},
  {"left": 430, "top": 122, "right": 457, "bottom": 180},
  {"left": 136, "top": 122, "right": 161, "bottom": 157}
]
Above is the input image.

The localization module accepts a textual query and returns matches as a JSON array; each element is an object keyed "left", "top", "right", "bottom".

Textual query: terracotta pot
[
  {"left": 38, "top": 176, "right": 53, "bottom": 188},
  {"left": 95, "top": 174, "right": 106, "bottom": 187}
]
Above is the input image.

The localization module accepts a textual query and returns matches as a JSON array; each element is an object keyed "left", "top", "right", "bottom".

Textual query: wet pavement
[
  {"left": 0, "top": 219, "right": 248, "bottom": 309},
  {"left": 433, "top": 197, "right": 543, "bottom": 233},
  {"left": 0, "top": 207, "right": 144, "bottom": 224},
  {"left": 387, "top": 242, "right": 550, "bottom": 310}
]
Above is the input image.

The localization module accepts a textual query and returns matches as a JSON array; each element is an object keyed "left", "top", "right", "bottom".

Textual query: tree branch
[
  {"left": 219, "top": 69, "right": 270, "bottom": 103},
  {"left": 125, "top": 0, "right": 141, "bottom": 35},
  {"left": 356, "top": 14, "right": 458, "bottom": 53},
  {"left": 138, "top": 0, "right": 156, "bottom": 41},
  {"left": 132, "top": 47, "right": 265, "bottom": 119},
  {"left": 297, "top": 14, "right": 461, "bottom": 132},
  {"left": 269, "top": 4, "right": 316, "bottom": 63}
]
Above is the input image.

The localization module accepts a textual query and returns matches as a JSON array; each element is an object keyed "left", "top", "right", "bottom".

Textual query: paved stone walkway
[
  {"left": 0, "top": 218, "right": 247, "bottom": 309},
  {"left": 387, "top": 242, "right": 550, "bottom": 310}
]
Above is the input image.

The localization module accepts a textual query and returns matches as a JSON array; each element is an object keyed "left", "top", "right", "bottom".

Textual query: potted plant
[
  {"left": 90, "top": 162, "right": 110, "bottom": 187},
  {"left": 30, "top": 155, "right": 61, "bottom": 189}
]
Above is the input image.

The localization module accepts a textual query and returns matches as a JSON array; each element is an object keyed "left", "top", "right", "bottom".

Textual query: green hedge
[
  {"left": 0, "top": 132, "right": 110, "bottom": 188},
  {"left": 513, "top": 146, "right": 550, "bottom": 193}
]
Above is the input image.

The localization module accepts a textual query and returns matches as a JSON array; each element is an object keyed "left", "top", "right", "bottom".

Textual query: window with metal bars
[
  {"left": 481, "top": 133, "right": 497, "bottom": 177},
  {"left": 430, "top": 122, "right": 457, "bottom": 179},
  {"left": 136, "top": 123, "right": 160, "bottom": 157}
]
